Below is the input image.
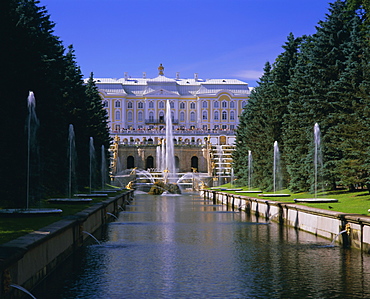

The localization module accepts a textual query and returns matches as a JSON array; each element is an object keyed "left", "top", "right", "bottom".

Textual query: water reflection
[{"left": 34, "top": 193, "right": 370, "bottom": 298}]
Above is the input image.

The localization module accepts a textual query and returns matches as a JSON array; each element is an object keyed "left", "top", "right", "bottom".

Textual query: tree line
[
  {"left": 233, "top": 0, "right": 370, "bottom": 193},
  {"left": 0, "top": 0, "right": 111, "bottom": 206}
]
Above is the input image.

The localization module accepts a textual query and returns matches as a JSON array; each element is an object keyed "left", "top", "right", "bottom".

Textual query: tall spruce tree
[{"left": 285, "top": 0, "right": 364, "bottom": 192}]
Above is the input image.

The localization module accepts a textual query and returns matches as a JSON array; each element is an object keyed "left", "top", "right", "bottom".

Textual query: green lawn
[{"left": 210, "top": 184, "right": 370, "bottom": 215}]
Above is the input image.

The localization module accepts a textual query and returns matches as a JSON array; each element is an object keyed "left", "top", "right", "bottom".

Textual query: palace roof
[{"left": 86, "top": 69, "right": 250, "bottom": 97}]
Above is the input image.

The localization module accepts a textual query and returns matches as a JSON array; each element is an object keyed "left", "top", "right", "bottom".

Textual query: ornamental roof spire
[{"left": 158, "top": 63, "right": 164, "bottom": 76}]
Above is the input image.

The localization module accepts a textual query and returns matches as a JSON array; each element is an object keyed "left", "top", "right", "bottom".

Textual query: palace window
[
  {"left": 138, "top": 111, "right": 143, "bottom": 121},
  {"left": 149, "top": 111, "right": 154, "bottom": 121},
  {"left": 127, "top": 101, "right": 133, "bottom": 109},
  {"left": 222, "top": 111, "right": 227, "bottom": 120},
  {"left": 128, "top": 111, "right": 133, "bottom": 121},
  {"left": 180, "top": 102, "right": 185, "bottom": 109},
  {"left": 159, "top": 101, "right": 165, "bottom": 109},
  {"left": 242, "top": 101, "right": 247, "bottom": 108},
  {"left": 180, "top": 111, "right": 185, "bottom": 121},
  {"left": 190, "top": 112, "right": 196, "bottom": 122},
  {"left": 103, "top": 100, "right": 108, "bottom": 108},
  {"left": 149, "top": 101, "right": 154, "bottom": 108},
  {"left": 222, "top": 101, "right": 227, "bottom": 108},
  {"left": 202, "top": 111, "right": 208, "bottom": 120},
  {"left": 170, "top": 101, "right": 174, "bottom": 108},
  {"left": 190, "top": 102, "right": 195, "bottom": 109},
  {"left": 115, "top": 100, "right": 121, "bottom": 108},
  {"left": 230, "top": 111, "right": 235, "bottom": 120},
  {"left": 202, "top": 101, "right": 207, "bottom": 108},
  {"left": 214, "top": 101, "right": 219, "bottom": 108},
  {"left": 230, "top": 101, "right": 235, "bottom": 108},
  {"left": 159, "top": 111, "right": 164, "bottom": 123},
  {"left": 115, "top": 110, "right": 121, "bottom": 120},
  {"left": 138, "top": 102, "right": 143, "bottom": 109},
  {"left": 214, "top": 111, "right": 219, "bottom": 120}
]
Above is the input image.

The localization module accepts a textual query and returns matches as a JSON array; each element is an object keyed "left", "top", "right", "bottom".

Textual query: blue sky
[{"left": 42, "top": 0, "right": 331, "bottom": 87}]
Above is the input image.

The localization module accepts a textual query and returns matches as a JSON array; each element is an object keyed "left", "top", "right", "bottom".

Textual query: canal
[{"left": 34, "top": 193, "right": 370, "bottom": 298}]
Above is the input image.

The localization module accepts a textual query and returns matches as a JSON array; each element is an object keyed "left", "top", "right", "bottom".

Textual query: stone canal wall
[
  {"left": 0, "top": 190, "right": 133, "bottom": 298},
  {"left": 201, "top": 190, "right": 370, "bottom": 253}
]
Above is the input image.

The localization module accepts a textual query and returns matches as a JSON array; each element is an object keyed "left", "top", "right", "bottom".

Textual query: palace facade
[
  {"left": 88, "top": 64, "right": 250, "bottom": 135},
  {"left": 86, "top": 65, "right": 250, "bottom": 176}
]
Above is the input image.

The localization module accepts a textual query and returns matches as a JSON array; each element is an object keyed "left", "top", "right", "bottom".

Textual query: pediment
[{"left": 144, "top": 88, "right": 179, "bottom": 96}]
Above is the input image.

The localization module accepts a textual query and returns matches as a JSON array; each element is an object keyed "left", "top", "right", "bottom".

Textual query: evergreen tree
[{"left": 85, "top": 72, "right": 111, "bottom": 189}]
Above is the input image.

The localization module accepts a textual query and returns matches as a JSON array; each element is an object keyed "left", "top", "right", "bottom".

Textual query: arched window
[
  {"left": 214, "top": 101, "right": 219, "bottom": 108},
  {"left": 149, "top": 111, "right": 154, "bottom": 121},
  {"left": 115, "top": 100, "right": 121, "bottom": 108},
  {"left": 159, "top": 101, "right": 165, "bottom": 109},
  {"left": 230, "top": 101, "right": 235, "bottom": 108},
  {"left": 171, "top": 111, "right": 175, "bottom": 122},
  {"left": 214, "top": 111, "right": 219, "bottom": 120},
  {"left": 202, "top": 101, "right": 207, "bottom": 108},
  {"left": 242, "top": 101, "right": 247, "bottom": 108},
  {"left": 222, "top": 101, "right": 227, "bottom": 108},
  {"left": 180, "top": 102, "right": 185, "bottom": 109},
  {"left": 170, "top": 101, "right": 174, "bottom": 108},
  {"left": 202, "top": 111, "right": 208, "bottom": 120},
  {"left": 128, "top": 111, "right": 133, "bottom": 121},
  {"left": 230, "top": 111, "right": 235, "bottom": 120},
  {"left": 138, "top": 111, "right": 143, "bottom": 121},
  {"left": 222, "top": 111, "right": 227, "bottom": 120},
  {"left": 190, "top": 102, "right": 195, "bottom": 109},
  {"left": 159, "top": 111, "right": 164, "bottom": 123},
  {"left": 103, "top": 100, "right": 108, "bottom": 108},
  {"left": 127, "top": 101, "right": 133, "bottom": 109},
  {"left": 115, "top": 110, "right": 121, "bottom": 120},
  {"left": 138, "top": 102, "right": 143, "bottom": 109},
  {"left": 149, "top": 101, "right": 154, "bottom": 108},
  {"left": 190, "top": 112, "right": 196, "bottom": 122},
  {"left": 180, "top": 111, "right": 185, "bottom": 121}
]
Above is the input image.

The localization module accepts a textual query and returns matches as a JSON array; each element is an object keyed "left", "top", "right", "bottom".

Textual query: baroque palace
[{"left": 86, "top": 65, "right": 250, "bottom": 179}]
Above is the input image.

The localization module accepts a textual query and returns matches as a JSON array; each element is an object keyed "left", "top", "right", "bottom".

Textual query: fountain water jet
[
  {"left": 89, "top": 137, "right": 95, "bottom": 192},
  {"left": 1, "top": 92, "right": 63, "bottom": 214},
  {"left": 294, "top": 123, "right": 337, "bottom": 203},
  {"left": 248, "top": 150, "right": 253, "bottom": 190},
  {"left": 165, "top": 100, "right": 176, "bottom": 181},
  {"left": 26, "top": 91, "right": 39, "bottom": 209},
  {"left": 68, "top": 124, "right": 76, "bottom": 198},
  {"left": 273, "top": 141, "right": 282, "bottom": 193},
  {"left": 259, "top": 141, "right": 289, "bottom": 197}
]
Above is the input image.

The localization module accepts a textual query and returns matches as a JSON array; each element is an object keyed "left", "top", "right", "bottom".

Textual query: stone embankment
[
  {"left": 201, "top": 189, "right": 370, "bottom": 253},
  {"left": 0, "top": 190, "right": 133, "bottom": 298}
]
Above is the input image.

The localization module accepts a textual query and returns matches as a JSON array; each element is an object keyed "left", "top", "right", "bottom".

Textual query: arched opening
[
  {"left": 175, "top": 156, "right": 180, "bottom": 171},
  {"left": 191, "top": 156, "right": 198, "bottom": 172},
  {"left": 127, "top": 156, "right": 135, "bottom": 169},
  {"left": 146, "top": 156, "right": 154, "bottom": 169}
]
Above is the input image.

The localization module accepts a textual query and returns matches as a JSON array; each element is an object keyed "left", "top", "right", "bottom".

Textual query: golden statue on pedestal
[{"left": 158, "top": 63, "right": 164, "bottom": 76}]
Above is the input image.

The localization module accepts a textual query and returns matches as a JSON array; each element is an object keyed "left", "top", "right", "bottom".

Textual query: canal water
[{"left": 34, "top": 193, "right": 370, "bottom": 298}]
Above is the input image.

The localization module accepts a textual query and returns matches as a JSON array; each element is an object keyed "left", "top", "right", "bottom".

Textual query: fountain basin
[
  {"left": 48, "top": 198, "right": 92, "bottom": 203},
  {"left": 74, "top": 193, "right": 108, "bottom": 197},
  {"left": 0, "top": 208, "right": 63, "bottom": 217},
  {"left": 259, "top": 194, "right": 291, "bottom": 197},
  {"left": 294, "top": 198, "right": 338, "bottom": 203}
]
